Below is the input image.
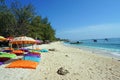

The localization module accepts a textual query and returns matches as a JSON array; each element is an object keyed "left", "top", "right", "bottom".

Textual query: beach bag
[{"left": 6, "top": 60, "right": 38, "bottom": 69}]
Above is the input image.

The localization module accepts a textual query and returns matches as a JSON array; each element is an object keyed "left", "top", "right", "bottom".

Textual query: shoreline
[
  {"left": 0, "top": 41, "right": 120, "bottom": 80},
  {"left": 63, "top": 42, "right": 120, "bottom": 60}
]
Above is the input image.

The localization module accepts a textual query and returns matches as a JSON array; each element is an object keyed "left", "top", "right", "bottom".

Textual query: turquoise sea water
[{"left": 64, "top": 38, "right": 120, "bottom": 59}]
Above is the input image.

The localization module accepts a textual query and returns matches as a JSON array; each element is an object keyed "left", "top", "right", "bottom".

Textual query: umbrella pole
[
  {"left": 22, "top": 43, "right": 24, "bottom": 49},
  {"left": 32, "top": 44, "right": 34, "bottom": 52},
  {"left": 10, "top": 43, "right": 12, "bottom": 48},
  {"left": 16, "top": 43, "right": 19, "bottom": 49},
  {"left": 32, "top": 44, "right": 33, "bottom": 49}
]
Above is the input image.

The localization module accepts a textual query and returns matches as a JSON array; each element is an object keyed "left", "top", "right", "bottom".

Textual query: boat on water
[{"left": 70, "top": 41, "right": 83, "bottom": 44}]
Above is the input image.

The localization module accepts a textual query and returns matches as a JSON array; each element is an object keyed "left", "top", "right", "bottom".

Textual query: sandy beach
[{"left": 0, "top": 41, "right": 120, "bottom": 80}]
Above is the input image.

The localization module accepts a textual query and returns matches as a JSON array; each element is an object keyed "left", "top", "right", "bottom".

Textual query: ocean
[{"left": 64, "top": 38, "right": 120, "bottom": 59}]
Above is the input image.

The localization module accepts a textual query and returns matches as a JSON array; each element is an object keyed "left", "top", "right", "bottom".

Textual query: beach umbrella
[
  {"left": 0, "top": 36, "right": 7, "bottom": 48},
  {"left": 10, "top": 36, "right": 36, "bottom": 44},
  {"left": 35, "top": 40, "right": 41, "bottom": 44},
  {"left": 34, "top": 40, "right": 43, "bottom": 50},
  {"left": 6, "top": 36, "right": 14, "bottom": 41},
  {"left": 0, "top": 36, "right": 6, "bottom": 41},
  {"left": 10, "top": 36, "right": 36, "bottom": 48}
]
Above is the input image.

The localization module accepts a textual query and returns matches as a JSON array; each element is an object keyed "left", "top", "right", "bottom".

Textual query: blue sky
[{"left": 7, "top": 0, "right": 120, "bottom": 40}]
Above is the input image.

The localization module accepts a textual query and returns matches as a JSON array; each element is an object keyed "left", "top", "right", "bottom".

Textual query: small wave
[{"left": 110, "top": 52, "right": 120, "bottom": 56}]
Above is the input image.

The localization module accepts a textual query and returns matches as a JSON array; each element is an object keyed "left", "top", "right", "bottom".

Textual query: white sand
[{"left": 0, "top": 41, "right": 120, "bottom": 80}]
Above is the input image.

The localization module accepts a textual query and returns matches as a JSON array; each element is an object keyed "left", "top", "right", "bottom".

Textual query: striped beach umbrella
[{"left": 10, "top": 36, "right": 36, "bottom": 44}]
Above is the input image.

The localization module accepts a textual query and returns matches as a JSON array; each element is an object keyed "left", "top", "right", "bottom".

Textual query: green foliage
[
  {"left": 30, "top": 16, "right": 56, "bottom": 41},
  {"left": 0, "top": 0, "right": 16, "bottom": 36},
  {"left": 0, "top": 12, "right": 16, "bottom": 36},
  {"left": 10, "top": 1, "right": 35, "bottom": 36},
  {"left": 0, "top": 0, "right": 56, "bottom": 41}
]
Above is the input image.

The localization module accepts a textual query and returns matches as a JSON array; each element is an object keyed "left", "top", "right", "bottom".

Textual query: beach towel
[
  {"left": 6, "top": 60, "right": 38, "bottom": 69},
  {"left": 29, "top": 50, "right": 38, "bottom": 52},
  {"left": 24, "top": 53, "right": 41, "bottom": 58},
  {"left": 2, "top": 50, "right": 12, "bottom": 53},
  {"left": 33, "top": 51, "right": 41, "bottom": 54},
  {"left": 0, "top": 53, "right": 16, "bottom": 58},
  {"left": 5, "top": 48, "right": 14, "bottom": 51},
  {"left": 0, "top": 52, "right": 7, "bottom": 54},
  {"left": 29, "top": 52, "right": 41, "bottom": 54},
  {"left": 3, "top": 48, "right": 14, "bottom": 52},
  {"left": 0, "top": 62, "right": 3, "bottom": 65},
  {"left": 29, "top": 50, "right": 41, "bottom": 54},
  {"left": 27, "top": 52, "right": 41, "bottom": 56},
  {"left": 23, "top": 56, "right": 41, "bottom": 62},
  {"left": 39, "top": 49, "right": 48, "bottom": 52},
  {"left": 12, "top": 50, "right": 24, "bottom": 55},
  {"left": 0, "top": 57, "right": 11, "bottom": 62},
  {"left": 20, "top": 48, "right": 29, "bottom": 52}
]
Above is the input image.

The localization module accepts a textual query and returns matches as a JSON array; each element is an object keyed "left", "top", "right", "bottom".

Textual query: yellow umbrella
[{"left": 0, "top": 36, "right": 6, "bottom": 41}]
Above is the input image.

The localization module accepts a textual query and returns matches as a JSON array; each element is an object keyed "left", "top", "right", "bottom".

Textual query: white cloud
[{"left": 56, "top": 23, "right": 120, "bottom": 40}]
